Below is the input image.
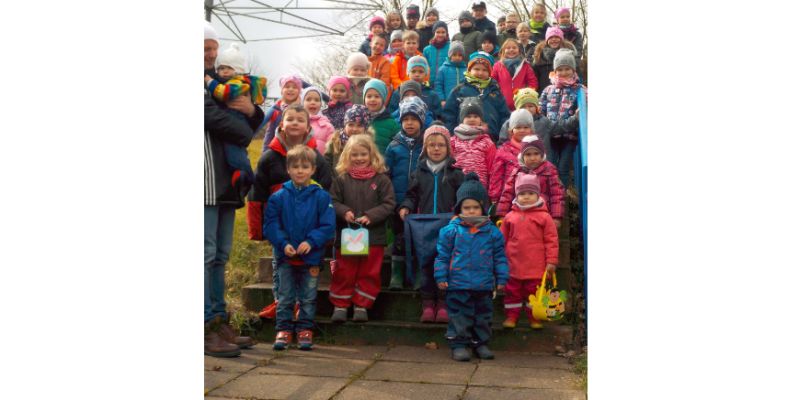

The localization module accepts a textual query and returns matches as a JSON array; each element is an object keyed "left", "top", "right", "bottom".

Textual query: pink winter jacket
[
  {"left": 500, "top": 200, "right": 559, "bottom": 280},
  {"left": 497, "top": 160, "right": 564, "bottom": 219},
  {"left": 489, "top": 139, "right": 522, "bottom": 203},
  {"left": 310, "top": 113, "right": 335, "bottom": 154},
  {"left": 451, "top": 131, "right": 496, "bottom": 189},
  {"left": 491, "top": 60, "right": 538, "bottom": 111}
]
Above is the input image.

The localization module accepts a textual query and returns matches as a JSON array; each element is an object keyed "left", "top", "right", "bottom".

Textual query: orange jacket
[
  {"left": 369, "top": 53, "right": 393, "bottom": 104},
  {"left": 390, "top": 50, "right": 422, "bottom": 90}
]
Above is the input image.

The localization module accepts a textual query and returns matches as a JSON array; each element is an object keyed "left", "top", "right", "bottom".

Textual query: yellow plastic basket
[{"left": 529, "top": 270, "right": 568, "bottom": 322}]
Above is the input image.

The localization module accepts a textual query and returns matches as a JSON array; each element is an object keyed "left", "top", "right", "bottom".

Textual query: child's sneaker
[
  {"left": 420, "top": 300, "right": 435, "bottom": 323},
  {"left": 473, "top": 345, "right": 494, "bottom": 360},
  {"left": 502, "top": 317, "right": 517, "bottom": 329},
  {"left": 273, "top": 331, "right": 292, "bottom": 351},
  {"left": 258, "top": 301, "right": 278, "bottom": 319},
  {"left": 297, "top": 330, "right": 313, "bottom": 350},
  {"left": 352, "top": 307, "right": 368, "bottom": 322},
  {"left": 434, "top": 300, "right": 449, "bottom": 323},
  {"left": 331, "top": 307, "right": 347, "bottom": 323},
  {"left": 530, "top": 320, "right": 544, "bottom": 330},
  {"left": 451, "top": 347, "right": 471, "bottom": 362}
]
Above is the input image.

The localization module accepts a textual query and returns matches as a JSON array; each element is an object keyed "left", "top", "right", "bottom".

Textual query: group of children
[{"left": 206, "top": 3, "right": 585, "bottom": 362}]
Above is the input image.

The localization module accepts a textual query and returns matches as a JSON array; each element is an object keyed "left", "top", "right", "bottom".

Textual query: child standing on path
[
  {"left": 301, "top": 86, "right": 335, "bottom": 154},
  {"left": 451, "top": 97, "right": 496, "bottom": 189},
  {"left": 491, "top": 38, "right": 537, "bottom": 111},
  {"left": 261, "top": 75, "right": 302, "bottom": 151},
  {"left": 363, "top": 79, "right": 399, "bottom": 156},
  {"left": 435, "top": 173, "right": 509, "bottom": 362},
  {"left": 322, "top": 76, "right": 354, "bottom": 131},
  {"left": 265, "top": 146, "right": 336, "bottom": 351},
  {"left": 329, "top": 135, "right": 396, "bottom": 323},
  {"left": 499, "top": 174, "right": 558, "bottom": 329},
  {"left": 325, "top": 104, "right": 373, "bottom": 170}
]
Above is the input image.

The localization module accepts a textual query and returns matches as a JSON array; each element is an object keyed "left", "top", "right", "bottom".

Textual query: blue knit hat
[
  {"left": 398, "top": 96, "right": 427, "bottom": 125},
  {"left": 468, "top": 51, "right": 494, "bottom": 70},
  {"left": 432, "top": 20, "right": 449, "bottom": 36},
  {"left": 363, "top": 78, "right": 388, "bottom": 103},
  {"left": 406, "top": 55, "right": 430, "bottom": 75},
  {"left": 455, "top": 172, "right": 489, "bottom": 215}
]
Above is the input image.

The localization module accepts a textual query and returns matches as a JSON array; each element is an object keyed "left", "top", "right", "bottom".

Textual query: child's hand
[
  {"left": 284, "top": 244, "right": 297, "bottom": 257},
  {"left": 355, "top": 215, "right": 371, "bottom": 226},
  {"left": 398, "top": 208, "right": 410, "bottom": 220},
  {"left": 344, "top": 211, "right": 356, "bottom": 223},
  {"left": 205, "top": 74, "right": 213, "bottom": 83},
  {"left": 546, "top": 263, "right": 556, "bottom": 279},
  {"left": 553, "top": 218, "right": 562, "bottom": 229},
  {"left": 296, "top": 241, "right": 312, "bottom": 255},
  {"left": 437, "top": 282, "right": 448, "bottom": 290}
]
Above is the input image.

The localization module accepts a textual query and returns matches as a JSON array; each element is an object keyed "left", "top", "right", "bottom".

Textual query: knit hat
[
  {"left": 458, "top": 10, "right": 476, "bottom": 25},
  {"left": 425, "top": 7, "right": 439, "bottom": 18},
  {"left": 518, "top": 135, "right": 547, "bottom": 163},
  {"left": 279, "top": 75, "right": 302, "bottom": 90},
  {"left": 509, "top": 109, "right": 534, "bottom": 129},
  {"left": 515, "top": 173, "right": 541, "bottom": 195},
  {"left": 468, "top": 51, "right": 494, "bottom": 70},
  {"left": 399, "top": 96, "right": 427, "bottom": 125},
  {"left": 346, "top": 52, "right": 371, "bottom": 72},
  {"left": 555, "top": 7, "right": 570, "bottom": 19},
  {"left": 448, "top": 41, "right": 465, "bottom": 58},
  {"left": 553, "top": 48, "right": 577, "bottom": 70},
  {"left": 327, "top": 75, "right": 351, "bottom": 97},
  {"left": 459, "top": 96, "right": 484, "bottom": 122},
  {"left": 513, "top": 87, "right": 539, "bottom": 110},
  {"left": 344, "top": 104, "right": 370, "bottom": 127},
  {"left": 399, "top": 80, "right": 423, "bottom": 98},
  {"left": 300, "top": 86, "right": 323, "bottom": 106},
  {"left": 480, "top": 30, "right": 498, "bottom": 47},
  {"left": 432, "top": 20, "right": 448, "bottom": 35},
  {"left": 545, "top": 26, "right": 564, "bottom": 41},
  {"left": 369, "top": 16, "right": 386, "bottom": 30},
  {"left": 406, "top": 55, "right": 430, "bottom": 75},
  {"left": 204, "top": 21, "right": 219, "bottom": 44},
  {"left": 423, "top": 123, "right": 451, "bottom": 144},
  {"left": 455, "top": 172, "right": 489, "bottom": 214},
  {"left": 406, "top": 4, "right": 420, "bottom": 18},
  {"left": 471, "top": 1, "right": 487, "bottom": 11},
  {"left": 390, "top": 29, "right": 404, "bottom": 43},
  {"left": 217, "top": 43, "right": 246, "bottom": 74},
  {"left": 363, "top": 78, "right": 389, "bottom": 103}
]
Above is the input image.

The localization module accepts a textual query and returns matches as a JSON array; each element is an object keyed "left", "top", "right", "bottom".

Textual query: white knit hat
[
  {"left": 217, "top": 43, "right": 246, "bottom": 74},
  {"left": 509, "top": 109, "right": 534, "bottom": 129},
  {"left": 346, "top": 52, "right": 370, "bottom": 72},
  {"left": 204, "top": 21, "right": 219, "bottom": 44}
]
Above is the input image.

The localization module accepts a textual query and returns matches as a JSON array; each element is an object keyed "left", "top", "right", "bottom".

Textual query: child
[
  {"left": 363, "top": 79, "right": 399, "bottom": 155},
  {"left": 390, "top": 80, "right": 434, "bottom": 127},
  {"left": 358, "top": 16, "right": 387, "bottom": 56},
  {"left": 385, "top": 96, "right": 427, "bottom": 290},
  {"left": 480, "top": 30, "right": 499, "bottom": 58},
  {"left": 422, "top": 20, "right": 450, "bottom": 89},
  {"left": 554, "top": 7, "right": 584, "bottom": 60},
  {"left": 329, "top": 135, "right": 396, "bottom": 322},
  {"left": 539, "top": 49, "right": 584, "bottom": 187},
  {"left": 434, "top": 41, "right": 467, "bottom": 108},
  {"left": 499, "top": 174, "right": 558, "bottom": 329},
  {"left": 496, "top": 16, "right": 506, "bottom": 36},
  {"left": 300, "top": 86, "right": 335, "bottom": 154},
  {"left": 496, "top": 135, "right": 564, "bottom": 229},
  {"left": 417, "top": 7, "right": 439, "bottom": 49},
  {"left": 528, "top": 3, "right": 551, "bottom": 46},
  {"left": 442, "top": 51, "right": 510, "bottom": 142},
  {"left": 322, "top": 76, "right": 353, "bottom": 131},
  {"left": 452, "top": 11, "right": 482, "bottom": 58},
  {"left": 265, "top": 145, "right": 336, "bottom": 350},
  {"left": 261, "top": 75, "right": 302, "bottom": 152},
  {"left": 451, "top": 97, "right": 496, "bottom": 189},
  {"left": 532, "top": 27, "right": 578, "bottom": 93},
  {"left": 387, "top": 30, "right": 405, "bottom": 59},
  {"left": 434, "top": 172, "right": 509, "bottom": 361},
  {"left": 497, "top": 88, "right": 579, "bottom": 153},
  {"left": 347, "top": 52, "right": 372, "bottom": 105},
  {"left": 388, "top": 56, "right": 442, "bottom": 120},
  {"left": 491, "top": 108, "right": 536, "bottom": 209},
  {"left": 405, "top": 4, "right": 420, "bottom": 35},
  {"left": 498, "top": 13, "right": 520, "bottom": 44},
  {"left": 516, "top": 23, "right": 536, "bottom": 64},
  {"left": 368, "top": 34, "right": 393, "bottom": 100},
  {"left": 390, "top": 30, "right": 422, "bottom": 90},
  {"left": 325, "top": 104, "right": 373, "bottom": 169},
  {"left": 385, "top": 10, "right": 406, "bottom": 38},
  {"left": 491, "top": 38, "right": 538, "bottom": 111},
  {"left": 399, "top": 125, "right": 465, "bottom": 322}
]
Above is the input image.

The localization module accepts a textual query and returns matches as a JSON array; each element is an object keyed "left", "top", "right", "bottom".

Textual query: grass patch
[{"left": 573, "top": 351, "right": 587, "bottom": 391}]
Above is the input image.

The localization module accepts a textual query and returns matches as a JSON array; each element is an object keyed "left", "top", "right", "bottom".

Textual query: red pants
[
  {"left": 329, "top": 247, "right": 384, "bottom": 309},
  {"left": 503, "top": 277, "right": 542, "bottom": 321}
]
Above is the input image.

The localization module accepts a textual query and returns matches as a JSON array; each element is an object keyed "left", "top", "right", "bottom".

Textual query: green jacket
[{"left": 371, "top": 109, "right": 401, "bottom": 156}]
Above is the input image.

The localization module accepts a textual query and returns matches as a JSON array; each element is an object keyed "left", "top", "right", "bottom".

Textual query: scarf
[
  {"left": 512, "top": 196, "right": 543, "bottom": 211},
  {"left": 542, "top": 46, "right": 559, "bottom": 62},
  {"left": 460, "top": 215, "right": 490, "bottom": 226},
  {"left": 426, "top": 159, "right": 447, "bottom": 174},
  {"left": 549, "top": 71, "right": 579, "bottom": 88},
  {"left": 529, "top": 20, "right": 546, "bottom": 34},
  {"left": 327, "top": 99, "right": 352, "bottom": 109},
  {"left": 459, "top": 25, "right": 475, "bottom": 35},
  {"left": 559, "top": 24, "right": 578, "bottom": 37},
  {"left": 431, "top": 36, "right": 448, "bottom": 48},
  {"left": 464, "top": 72, "right": 491, "bottom": 89},
  {"left": 348, "top": 166, "right": 377, "bottom": 180},
  {"left": 502, "top": 57, "right": 522, "bottom": 76},
  {"left": 398, "top": 132, "right": 418, "bottom": 148},
  {"left": 454, "top": 124, "right": 487, "bottom": 140},
  {"left": 368, "top": 106, "right": 386, "bottom": 119}
]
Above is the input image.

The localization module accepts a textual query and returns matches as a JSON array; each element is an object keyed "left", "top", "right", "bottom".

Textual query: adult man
[
  {"left": 406, "top": 4, "right": 420, "bottom": 30},
  {"left": 471, "top": 1, "right": 496, "bottom": 35},
  {"left": 416, "top": 7, "right": 439, "bottom": 48},
  {"left": 499, "top": 13, "right": 520, "bottom": 44},
  {"left": 204, "top": 21, "right": 264, "bottom": 358}
]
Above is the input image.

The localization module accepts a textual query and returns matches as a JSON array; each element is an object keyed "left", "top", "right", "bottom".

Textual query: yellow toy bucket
[{"left": 529, "top": 271, "right": 568, "bottom": 322}]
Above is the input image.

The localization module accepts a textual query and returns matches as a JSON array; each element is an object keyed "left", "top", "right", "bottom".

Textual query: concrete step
[{"left": 257, "top": 255, "right": 393, "bottom": 286}]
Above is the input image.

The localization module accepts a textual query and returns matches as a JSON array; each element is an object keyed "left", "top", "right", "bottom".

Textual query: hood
[
  {"left": 280, "top": 179, "right": 323, "bottom": 197},
  {"left": 268, "top": 131, "right": 317, "bottom": 156}
]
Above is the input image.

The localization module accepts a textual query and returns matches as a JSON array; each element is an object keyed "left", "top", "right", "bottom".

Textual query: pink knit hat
[
  {"left": 517, "top": 135, "right": 547, "bottom": 164},
  {"left": 369, "top": 16, "right": 386, "bottom": 30},
  {"left": 279, "top": 74, "right": 302, "bottom": 90},
  {"left": 515, "top": 173, "right": 541, "bottom": 195},
  {"left": 555, "top": 7, "right": 570, "bottom": 19},
  {"left": 327, "top": 75, "right": 351, "bottom": 97},
  {"left": 423, "top": 124, "right": 452, "bottom": 156},
  {"left": 545, "top": 26, "right": 564, "bottom": 41}
]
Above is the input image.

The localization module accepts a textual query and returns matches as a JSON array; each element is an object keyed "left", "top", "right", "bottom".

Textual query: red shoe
[
  {"left": 273, "top": 331, "right": 292, "bottom": 351},
  {"left": 297, "top": 330, "right": 313, "bottom": 350},
  {"left": 258, "top": 301, "right": 278, "bottom": 319}
]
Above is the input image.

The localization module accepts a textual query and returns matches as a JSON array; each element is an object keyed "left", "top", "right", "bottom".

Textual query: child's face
[
  {"left": 371, "top": 24, "right": 385, "bottom": 36},
  {"left": 523, "top": 149, "right": 544, "bottom": 168},
  {"left": 433, "top": 27, "right": 447, "bottom": 42},
  {"left": 403, "top": 39, "right": 418, "bottom": 54},
  {"left": 303, "top": 91, "right": 321, "bottom": 115},
  {"left": 401, "top": 115, "right": 421, "bottom": 137},
  {"left": 409, "top": 66, "right": 427, "bottom": 83},
  {"left": 558, "top": 12, "right": 572, "bottom": 25},
  {"left": 402, "top": 91, "right": 418, "bottom": 100},
  {"left": 503, "top": 43, "right": 520, "bottom": 59},
  {"left": 522, "top": 103, "right": 538, "bottom": 116},
  {"left": 472, "top": 8, "right": 487, "bottom": 19},
  {"left": 425, "top": 13, "right": 438, "bottom": 26},
  {"left": 506, "top": 15, "right": 520, "bottom": 27},
  {"left": 288, "top": 160, "right": 315, "bottom": 186},
  {"left": 282, "top": 109, "right": 310, "bottom": 140},
  {"left": 460, "top": 199, "right": 483, "bottom": 217},
  {"left": 391, "top": 39, "right": 404, "bottom": 50},
  {"left": 349, "top": 65, "right": 369, "bottom": 77},
  {"left": 371, "top": 37, "right": 387, "bottom": 56},
  {"left": 344, "top": 121, "right": 366, "bottom": 136},
  {"left": 450, "top": 52, "right": 464, "bottom": 63},
  {"left": 511, "top": 125, "right": 532, "bottom": 141},
  {"left": 556, "top": 65, "right": 574, "bottom": 78},
  {"left": 469, "top": 63, "right": 490, "bottom": 80},
  {"left": 517, "top": 28, "right": 531, "bottom": 42},
  {"left": 330, "top": 84, "right": 348, "bottom": 102},
  {"left": 547, "top": 37, "right": 562, "bottom": 48},
  {"left": 425, "top": 135, "right": 448, "bottom": 163},
  {"left": 387, "top": 14, "right": 401, "bottom": 29},
  {"left": 217, "top": 65, "right": 236, "bottom": 80},
  {"left": 407, "top": 16, "right": 419, "bottom": 29},
  {"left": 281, "top": 82, "right": 300, "bottom": 103},
  {"left": 517, "top": 190, "right": 539, "bottom": 205},
  {"left": 497, "top": 21, "right": 506, "bottom": 32},
  {"left": 481, "top": 41, "right": 494, "bottom": 53},
  {"left": 532, "top": 6, "right": 546, "bottom": 23},
  {"left": 364, "top": 89, "right": 383, "bottom": 111},
  {"left": 463, "top": 113, "right": 482, "bottom": 127},
  {"left": 350, "top": 144, "right": 371, "bottom": 168}
]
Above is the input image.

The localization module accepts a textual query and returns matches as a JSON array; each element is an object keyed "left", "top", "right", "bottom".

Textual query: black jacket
[
  {"left": 473, "top": 17, "right": 496, "bottom": 35},
  {"left": 417, "top": 25, "right": 434, "bottom": 48},
  {"left": 400, "top": 157, "right": 464, "bottom": 214}
]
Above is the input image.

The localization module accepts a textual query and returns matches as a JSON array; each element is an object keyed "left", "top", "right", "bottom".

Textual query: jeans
[
  {"left": 550, "top": 137, "right": 577, "bottom": 188},
  {"left": 445, "top": 290, "right": 494, "bottom": 349},
  {"left": 275, "top": 263, "right": 319, "bottom": 332},
  {"left": 204, "top": 205, "right": 236, "bottom": 322}
]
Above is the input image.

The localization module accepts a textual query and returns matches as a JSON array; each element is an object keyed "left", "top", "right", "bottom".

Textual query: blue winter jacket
[
  {"left": 434, "top": 60, "right": 467, "bottom": 102},
  {"left": 442, "top": 80, "right": 510, "bottom": 142},
  {"left": 434, "top": 217, "right": 509, "bottom": 290},
  {"left": 264, "top": 180, "right": 336, "bottom": 267},
  {"left": 384, "top": 132, "right": 424, "bottom": 205},
  {"left": 388, "top": 83, "right": 442, "bottom": 121},
  {"left": 423, "top": 42, "right": 450, "bottom": 89}
]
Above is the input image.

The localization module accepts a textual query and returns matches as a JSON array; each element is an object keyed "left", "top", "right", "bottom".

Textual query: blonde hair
[
  {"left": 335, "top": 134, "right": 387, "bottom": 175},
  {"left": 516, "top": 22, "right": 530, "bottom": 33},
  {"left": 402, "top": 30, "right": 419, "bottom": 42},
  {"left": 499, "top": 38, "right": 523, "bottom": 61},
  {"left": 286, "top": 145, "right": 317, "bottom": 168}
]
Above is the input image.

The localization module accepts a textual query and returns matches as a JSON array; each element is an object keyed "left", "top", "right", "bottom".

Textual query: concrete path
[{"left": 205, "top": 343, "right": 585, "bottom": 399}]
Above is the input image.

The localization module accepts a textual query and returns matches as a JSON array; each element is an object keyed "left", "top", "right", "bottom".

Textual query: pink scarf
[
  {"left": 347, "top": 166, "right": 377, "bottom": 180},
  {"left": 549, "top": 71, "right": 579, "bottom": 88}
]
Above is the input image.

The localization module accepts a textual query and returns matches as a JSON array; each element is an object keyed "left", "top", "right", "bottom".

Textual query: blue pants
[
  {"left": 275, "top": 264, "right": 318, "bottom": 332},
  {"left": 204, "top": 205, "right": 236, "bottom": 322},
  {"left": 445, "top": 290, "right": 494, "bottom": 349},
  {"left": 550, "top": 137, "right": 577, "bottom": 187}
]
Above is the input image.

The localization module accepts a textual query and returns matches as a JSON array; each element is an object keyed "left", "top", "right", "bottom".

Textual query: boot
[
  {"left": 218, "top": 314, "right": 255, "bottom": 349},
  {"left": 352, "top": 307, "right": 368, "bottom": 322},
  {"left": 502, "top": 317, "right": 517, "bottom": 329},
  {"left": 434, "top": 300, "right": 449, "bottom": 323},
  {"left": 258, "top": 300, "right": 278, "bottom": 319},
  {"left": 451, "top": 347, "right": 471, "bottom": 362},
  {"left": 205, "top": 319, "right": 241, "bottom": 358},
  {"left": 331, "top": 307, "right": 347, "bottom": 323},
  {"left": 473, "top": 345, "right": 495, "bottom": 360},
  {"left": 389, "top": 259, "right": 405, "bottom": 290},
  {"left": 420, "top": 299, "right": 435, "bottom": 323},
  {"left": 297, "top": 330, "right": 313, "bottom": 351}
]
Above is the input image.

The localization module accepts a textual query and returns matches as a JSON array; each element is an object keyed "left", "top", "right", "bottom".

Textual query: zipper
[{"left": 432, "top": 170, "right": 439, "bottom": 215}]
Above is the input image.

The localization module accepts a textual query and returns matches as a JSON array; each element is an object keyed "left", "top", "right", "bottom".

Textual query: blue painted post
[{"left": 574, "top": 87, "right": 588, "bottom": 330}]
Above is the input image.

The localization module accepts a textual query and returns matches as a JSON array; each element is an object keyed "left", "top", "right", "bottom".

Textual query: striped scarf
[{"left": 464, "top": 72, "right": 491, "bottom": 89}]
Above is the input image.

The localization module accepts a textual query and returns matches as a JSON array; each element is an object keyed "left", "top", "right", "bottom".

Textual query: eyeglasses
[{"left": 427, "top": 143, "right": 448, "bottom": 149}]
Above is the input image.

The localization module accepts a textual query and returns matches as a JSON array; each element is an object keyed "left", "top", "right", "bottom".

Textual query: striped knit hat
[{"left": 468, "top": 51, "right": 494, "bottom": 71}]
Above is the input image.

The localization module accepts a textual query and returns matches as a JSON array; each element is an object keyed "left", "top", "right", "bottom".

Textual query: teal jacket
[{"left": 434, "top": 217, "right": 509, "bottom": 290}]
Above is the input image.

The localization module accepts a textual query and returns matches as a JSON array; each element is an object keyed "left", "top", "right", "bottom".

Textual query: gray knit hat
[
  {"left": 553, "top": 48, "right": 577, "bottom": 70},
  {"left": 459, "top": 96, "right": 484, "bottom": 122},
  {"left": 425, "top": 7, "right": 439, "bottom": 18},
  {"left": 509, "top": 109, "right": 534, "bottom": 129},
  {"left": 448, "top": 41, "right": 465, "bottom": 58},
  {"left": 458, "top": 10, "right": 476, "bottom": 25},
  {"left": 390, "top": 29, "right": 404, "bottom": 42},
  {"left": 399, "top": 80, "right": 423, "bottom": 98}
]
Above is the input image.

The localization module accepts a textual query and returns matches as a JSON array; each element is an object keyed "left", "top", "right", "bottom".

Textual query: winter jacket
[
  {"left": 540, "top": 82, "right": 584, "bottom": 141},
  {"left": 388, "top": 83, "right": 442, "bottom": 120},
  {"left": 529, "top": 22, "right": 551, "bottom": 46},
  {"left": 473, "top": 17, "right": 497, "bottom": 35},
  {"left": 497, "top": 161, "right": 564, "bottom": 219},
  {"left": 442, "top": 80, "right": 510, "bottom": 141},
  {"left": 322, "top": 101, "right": 353, "bottom": 131},
  {"left": 532, "top": 41, "right": 577, "bottom": 94},
  {"left": 400, "top": 157, "right": 465, "bottom": 214},
  {"left": 310, "top": 114, "right": 335, "bottom": 154},
  {"left": 434, "top": 60, "right": 467, "bottom": 102},
  {"left": 264, "top": 180, "right": 336, "bottom": 267},
  {"left": 260, "top": 99, "right": 289, "bottom": 153},
  {"left": 561, "top": 27, "right": 584, "bottom": 59},
  {"left": 434, "top": 217, "right": 509, "bottom": 290},
  {"left": 423, "top": 41, "right": 450, "bottom": 89},
  {"left": 349, "top": 76, "right": 371, "bottom": 106},
  {"left": 452, "top": 29, "right": 482, "bottom": 59},
  {"left": 491, "top": 59, "right": 538, "bottom": 111},
  {"left": 384, "top": 132, "right": 424, "bottom": 204},
  {"left": 450, "top": 131, "right": 496, "bottom": 189},
  {"left": 371, "top": 108, "right": 401, "bottom": 156},
  {"left": 390, "top": 50, "right": 423, "bottom": 90},
  {"left": 204, "top": 89, "right": 264, "bottom": 208},
  {"left": 417, "top": 25, "right": 434, "bottom": 50},
  {"left": 358, "top": 33, "right": 388, "bottom": 56},
  {"left": 488, "top": 139, "right": 522, "bottom": 203},
  {"left": 369, "top": 53, "right": 394, "bottom": 102},
  {"left": 500, "top": 200, "right": 558, "bottom": 280},
  {"left": 330, "top": 172, "right": 396, "bottom": 246}
]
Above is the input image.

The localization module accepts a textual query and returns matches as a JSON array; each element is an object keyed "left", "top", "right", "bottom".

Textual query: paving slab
[
  {"left": 268, "top": 344, "right": 389, "bottom": 360},
  {"left": 207, "top": 372, "right": 349, "bottom": 400},
  {"left": 333, "top": 380, "right": 465, "bottom": 400},
  {"left": 204, "top": 344, "right": 275, "bottom": 373},
  {"left": 470, "top": 364, "right": 580, "bottom": 390},
  {"left": 250, "top": 355, "right": 372, "bottom": 378},
  {"left": 483, "top": 351, "right": 573, "bottom": 370},
  {"left": 381, "top": 345, "right": 479, "bottom": 364},
  {"left": 204, "top": 371, "right": 241, "bottom": 393},
  {"left": 463, "top": 386, "right": 586, "bottom": 400},
  {"left": 362, "top": 360, "right": 476, "bottom": 385}
]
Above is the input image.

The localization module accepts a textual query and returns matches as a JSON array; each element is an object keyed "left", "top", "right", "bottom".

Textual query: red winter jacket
[
  {"left": 491, "top": 59, "right": 538, "bottom": 111},
  {"left": 497, "top": 161, "right": 564, "bottom": 219},
  {"left": 489, "top": 139, "right": 521, "bottom": 203},
  {"left": 451, "top": 132, "right": 496, "bottom": 189},
  {"left": 500, "top": 200, "right": 559, "bottom": 280}
]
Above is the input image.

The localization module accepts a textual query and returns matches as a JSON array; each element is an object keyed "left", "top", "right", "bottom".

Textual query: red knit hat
[
  {"left": 515, "top": 173, "right": 541, "bottom": 195},
  {"left": 518, "top": 135, "right": 546, "bottom": 164}
]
